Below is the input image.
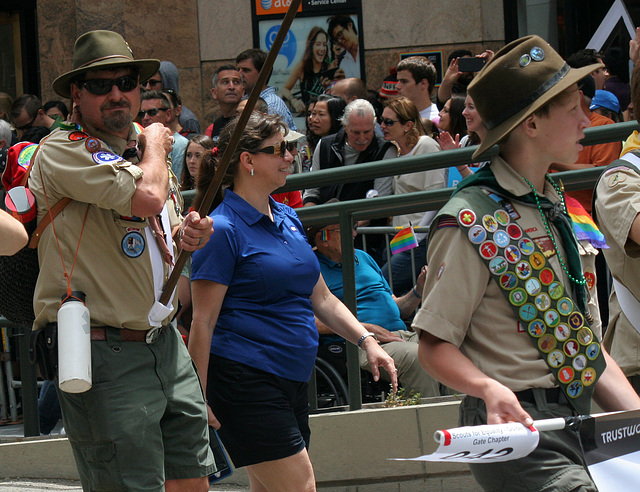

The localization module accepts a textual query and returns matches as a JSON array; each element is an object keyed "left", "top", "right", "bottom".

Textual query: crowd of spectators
[{"left": 3, "top": 29, "right": 640, "bottom": 491}]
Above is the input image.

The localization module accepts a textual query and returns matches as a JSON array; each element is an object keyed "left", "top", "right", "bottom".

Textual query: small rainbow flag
[
  {"left": 390, "top": 226, "right": 419, "bottom": 255},
  {"left": 565, "top": 196, "right": 608, "bottom": 249}
]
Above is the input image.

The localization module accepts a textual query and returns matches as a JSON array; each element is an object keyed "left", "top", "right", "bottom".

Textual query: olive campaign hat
[
  {"left": 468, "top": 35, "right": 602, "bottom": 159},
  {"left": 53, "top": 30, "right": 160, "bottom": 98}
]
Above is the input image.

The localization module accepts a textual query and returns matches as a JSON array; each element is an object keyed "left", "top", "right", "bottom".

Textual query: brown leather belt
[{"left": 90, "top": 326, "right": 164, "bottom": 343}]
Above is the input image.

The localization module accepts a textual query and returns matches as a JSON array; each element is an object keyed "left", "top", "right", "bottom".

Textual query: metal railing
[{"left": 7, "top": 120, "right": 638, "bottom": 436}]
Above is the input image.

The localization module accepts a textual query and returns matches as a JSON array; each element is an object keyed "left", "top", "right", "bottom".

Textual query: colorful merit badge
[
  {"left": 17, "top": 144, "right": 38, "bottom": 170},
  {"left": 390, "top": 226, "right": 419, "bottom": 255},
  {"left": 69, "top": 131, "right": 88, "bottom": 141}
]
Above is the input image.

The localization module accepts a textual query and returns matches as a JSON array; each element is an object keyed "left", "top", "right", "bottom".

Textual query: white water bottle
[{"left": 57, "top": 291, "right": 92, "bottom": 393}]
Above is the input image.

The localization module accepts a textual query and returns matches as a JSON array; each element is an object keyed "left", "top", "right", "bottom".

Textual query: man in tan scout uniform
[
  {"left": 29, "top": 30, "right": 214, "bottom": 491},
  {"left": 414, "top": 35, "right": 640, "bottom": 491},
  {"left": 594, "top": 61, "right": 640, "bottom": 395}
]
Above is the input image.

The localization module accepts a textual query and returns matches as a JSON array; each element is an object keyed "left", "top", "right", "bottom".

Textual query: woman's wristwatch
[{"left": 357, "top": 332, "right": 378, "bottom": 349}]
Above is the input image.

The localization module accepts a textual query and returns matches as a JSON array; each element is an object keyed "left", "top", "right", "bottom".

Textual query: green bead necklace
[{"left": 521, "top": 174, "right": 587, "bottom": 287}]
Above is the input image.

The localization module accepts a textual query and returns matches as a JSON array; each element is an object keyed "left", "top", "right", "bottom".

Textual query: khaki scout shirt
[
  {"left": 29, "top": 121, "right": 180, "bottom": 331},
  {"left": 412, "top": 156, "right": 600, "bottom": 392},
  {"left": 594, "top": 161, "right": 640, "bottom": 377}
]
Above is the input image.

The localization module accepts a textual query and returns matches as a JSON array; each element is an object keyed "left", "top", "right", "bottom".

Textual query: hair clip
[{"left": 212, "top": 147, "right": 219, "bottom": 157}]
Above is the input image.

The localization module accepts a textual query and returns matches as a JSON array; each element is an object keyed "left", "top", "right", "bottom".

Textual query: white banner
[{"left": 392, "top": 422, "right": 540, "bottom": 464}]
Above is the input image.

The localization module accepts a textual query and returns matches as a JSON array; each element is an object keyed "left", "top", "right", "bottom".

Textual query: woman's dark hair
[
  {"left": 302, "top": 27, "right": 329, "bottom": 81},
  {"left": 180, "top": 134, "right": 214, "bottom": 191},
  {"left": 194, "top": 113, "right": 286, "bottom": 214},
  {"left": 447, "top": 96, "right": 468, "bottom": 139},
  {"left": 306, "top": 94, "right": 346, "bottom": 151},
  {"left": 43, "top": 100, "right": 69, "bottom": 120}
]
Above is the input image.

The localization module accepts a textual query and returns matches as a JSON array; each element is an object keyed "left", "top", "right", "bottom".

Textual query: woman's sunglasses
[
  {"left": 78, "top": 75, "right": 139, "bottom": 96},
  {"left": 253, "top": 140, "right": 297, "bottom": 157}
]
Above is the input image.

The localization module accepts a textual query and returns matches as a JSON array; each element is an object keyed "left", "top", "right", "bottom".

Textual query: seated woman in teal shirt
[{"left": 189, "top": 113, "right": 397, "bottom": 492}]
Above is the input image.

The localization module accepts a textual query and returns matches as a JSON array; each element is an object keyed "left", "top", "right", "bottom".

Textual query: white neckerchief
[{"left": 145, "top": 204, "right": 175, "bottom": 327}]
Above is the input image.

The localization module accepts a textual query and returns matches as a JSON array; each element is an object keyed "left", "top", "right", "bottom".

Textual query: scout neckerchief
[{"left": 454, "top": 167, "right": 605, "bottom": 415}]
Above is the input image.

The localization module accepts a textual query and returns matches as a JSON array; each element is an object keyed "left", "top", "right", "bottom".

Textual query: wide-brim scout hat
[
  {"left": 468, "top": 35, "right": 602, "bottom": 159},
  {"left": 52, "top": 30, "right": 160, "bottom": 98}
]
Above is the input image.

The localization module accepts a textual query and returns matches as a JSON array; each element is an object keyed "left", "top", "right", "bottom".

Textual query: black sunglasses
[
  {"left": 381, "top": 118, "right": 400, "bottom": 126},
  {"left": 253, "top": 140, "right": 297, "bottom": 157},
  {"left": 143, "top": 78, "right": 162, "bottom": 87},
  {"left": 137, "top": 108, "right": 169, "bottom": 119},
  {"left": 79, "top": 75, "right": 139, "bottom": 96},
  {"left": 16, "top": 114, "right": 37, "bottom": 131}
]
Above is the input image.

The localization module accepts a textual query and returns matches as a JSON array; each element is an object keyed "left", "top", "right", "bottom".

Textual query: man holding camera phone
[{"left": 437, "top": 50, "right": 494, "bottom": 110}]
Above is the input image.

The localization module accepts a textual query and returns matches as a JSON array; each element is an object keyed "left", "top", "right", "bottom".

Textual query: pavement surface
[{"left": 0, "top": 422, "right": 249, "bottom": 491}]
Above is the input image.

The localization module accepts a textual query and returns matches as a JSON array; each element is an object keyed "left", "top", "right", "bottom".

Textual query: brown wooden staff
[{"left": 160, "top": 0, "right": 303, "bottom": 305}]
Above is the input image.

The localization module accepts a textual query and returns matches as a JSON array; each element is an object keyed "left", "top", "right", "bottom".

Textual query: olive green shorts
[{"left": 57, "top": 325, "right": 215, "bottom": 491}]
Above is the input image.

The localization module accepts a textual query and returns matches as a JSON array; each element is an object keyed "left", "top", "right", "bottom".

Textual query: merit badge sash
[{"left": 457, "top": 190, "right": 605, "bottom": 415}]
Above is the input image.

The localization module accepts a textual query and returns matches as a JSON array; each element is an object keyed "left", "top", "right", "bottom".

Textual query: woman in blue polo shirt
[{"left": 189, "top": 113, "right": 396, "bottom": 491}]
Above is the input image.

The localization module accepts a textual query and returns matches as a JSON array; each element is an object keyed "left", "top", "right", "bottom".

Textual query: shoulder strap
[
  {"left": 22, "top": 132, "right": 73, "bottom": 249},
  {"left": 456, "top": 189, "right": 605, "bottom": 415}
]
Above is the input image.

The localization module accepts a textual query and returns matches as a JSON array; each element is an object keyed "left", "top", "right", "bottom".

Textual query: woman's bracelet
[{"left": 412, "top": 286, "right": 421, "bottom": 299}]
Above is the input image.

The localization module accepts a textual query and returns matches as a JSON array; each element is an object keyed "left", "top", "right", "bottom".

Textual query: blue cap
[{"left": 590, "top": 90, "right": 620, "bottom": 113}]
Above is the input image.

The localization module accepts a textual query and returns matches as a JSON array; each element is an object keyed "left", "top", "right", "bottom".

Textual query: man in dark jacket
[{"left": 303, "top": 98, "right": 395, "bottom": 206}]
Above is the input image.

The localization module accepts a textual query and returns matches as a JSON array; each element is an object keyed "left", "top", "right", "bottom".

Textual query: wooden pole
[{"left": 160, "top": 0, "right": 302, "bottom": 305}]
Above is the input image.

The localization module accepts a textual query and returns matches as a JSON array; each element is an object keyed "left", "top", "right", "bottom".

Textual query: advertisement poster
[{"left": 254, "top": 0, "right": 363, "bottom": 124}]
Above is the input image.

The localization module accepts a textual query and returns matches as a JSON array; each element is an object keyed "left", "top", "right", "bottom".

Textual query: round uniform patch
[
  {"left": 515, "top": 261, "right": 532, "bottom": 279},
  {"left": 557, "top": 297, "right": 574, "bottom": 316},
  {"left": 500, "top": 273, "right": 518, "bottom": 290},
  {"left": 468, "top": 225, "right": 487, "bottom": 244},
  {"left": 69, "top": 131, "right": 88, "bottom": 141},
  {"left": 572, "top": 354, "right": 587, "bottom": 371},
  {"left": 85, "top": 137, "right": 102, "bottom": 153},
  {"left": 548, "top": 350, "right": 565, "bottom": 368},
  {"left": 557, "top": 366, "right": 575, "bottom": 384},
  {"left": 482, "top": 214, "right": 499, "bottom": 232},
  {"left": 518, "top": 238, "right": 535, "bottom": 255},
  {"left": 459, "top": 209, "right": 476, "bottom": 227},
  {"left": 555, "top": 324, "right": 571, "bottom": 342},
  {"left": 577, "top": 327, "right": 593, "bottom": 346},
  {"left": 495, "top": 209, "right": 510, "bottom": 226},
  {"left": 493, "top": 230, "right": 510, "bottom": 248},
  {"left": 567, "top": 380, "right": 583, "bottom": 398},
  {"left": 538, "top": 334, "right": 557, "bottom": 352},
  {"left": 122, "top": 231, "right": 145, "bottom": 258},
  {"left": 548, "top": 281, "right": 564, "bottom": 300},
  {"left": 519, "top": 304, "right": 538, "bottom": 322},
  {"left": 504, "top": 245, "right": 521, "bottom": 263},
  {"left": 17, "top": 144, "right": 38, "bottom": 169},
  {"left": 568, "top": 312, "right": 584, "bottom": 330},
  {"left": 539, "top": 268, "right": 554, "bottom": 285},
  {"left": 528, "top": 319, "right": 545, "bottom": 337},
  {"left": 480, "top": 241, "right": 498, "bottom": 259},
  {"left": 489, "top": 256, "right": 508, "bottom": 275},
  {"left": 509, "top": 288, "right": 527, "bottom": 306},
  {"left": 92, "top": 150, "right": 122, "bottom": 165},
  {"left": 563, "top": 340, "right": 579, "bottom": 357},
  {"left": 507, "top": 224, "right": 523, "bottom": 240},
  {"left": 544, "top": 309, "right": 560, "bottom": 328},
  {"left": 525, "top": 278, "right": 541, "bottom": 296},
  {"left": 530, "top": 252, "right": 546, "bottom": 269},
  {"left": 586, "top": 342, "right": 600, "bottom": 360},
  {"left": 581, "top": 367, "right": 597, "bottom": 386},
  {"left": 535, "top": 293, "right": 551, "bottom": 311}
]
